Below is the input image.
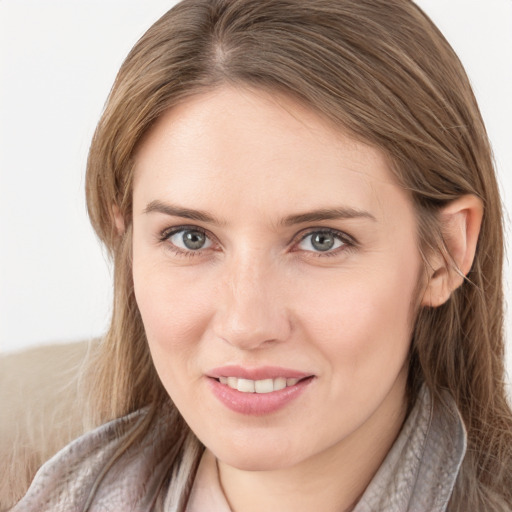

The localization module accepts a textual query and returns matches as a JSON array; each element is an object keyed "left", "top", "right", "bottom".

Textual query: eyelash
[
  {"left": 294, "top": 228, "right": 355, "bottom": 258},
  {"left": 158, "top": 225, "right": 356, "bottom": 258},
  {"left": 159, "top": 225, "right": 214, "bottom": 259}
]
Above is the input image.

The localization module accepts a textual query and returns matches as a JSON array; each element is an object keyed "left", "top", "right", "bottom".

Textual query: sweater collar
[{"left": 352, "top": 385, "right": 466, "bottom": 511}]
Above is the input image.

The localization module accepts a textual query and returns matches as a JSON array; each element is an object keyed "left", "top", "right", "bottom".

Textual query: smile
[
  {"left": 218, "top": 376, "right": 301, "bottom": 394},
  {"left": 207, "top": 367, "right": 314, "bottom": 415}
]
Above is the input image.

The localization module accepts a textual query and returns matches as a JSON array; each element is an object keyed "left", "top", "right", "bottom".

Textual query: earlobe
[
  {"left": 112, "top": 204, "right": 126, "bottom": 236},
  {"left": 421, "top": 195, "right": 483, "bottom": 308}
]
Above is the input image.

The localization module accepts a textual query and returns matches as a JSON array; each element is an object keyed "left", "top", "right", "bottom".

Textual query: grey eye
[
  {"left": 298, "top": 231, "right": 344, "bottom": 252},
  {"left": 169, "top": 229, "right": 212, "bottom": 251}
]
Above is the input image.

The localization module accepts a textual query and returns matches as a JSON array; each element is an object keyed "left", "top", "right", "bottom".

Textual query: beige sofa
[{"left": 0, "top": 341, "right": 96, "bottom": 510}]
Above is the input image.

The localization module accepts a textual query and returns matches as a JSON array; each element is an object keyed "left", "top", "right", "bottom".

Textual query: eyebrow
[
  {"left": 144, "top": 200, "right": 221, "bottom": 224},
  {"left": 143, "top": 200, "right": 376, "bottom": 226},
  {"left": 282, "top": 208, "right": 376, "bottom": 226}
]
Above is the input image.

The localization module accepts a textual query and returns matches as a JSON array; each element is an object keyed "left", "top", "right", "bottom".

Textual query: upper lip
[{"left": 207, "top": 365, "right": 312, "bottom": 380}]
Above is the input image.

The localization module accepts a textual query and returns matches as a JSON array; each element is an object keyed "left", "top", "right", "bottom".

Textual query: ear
[
  {"left": 421, "top": 195, "right": 483, "bottom": 307},
  {"left": 112, "top": 204, "right": 126, "bottom": 236}
]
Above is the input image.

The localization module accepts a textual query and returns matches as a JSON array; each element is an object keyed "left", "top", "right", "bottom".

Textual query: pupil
[
  {"left": 312, "top": 233, "right": 334, "bottom": 251},
  {"left": 183, "top": 230, "right": 205, "bottom": 250}
]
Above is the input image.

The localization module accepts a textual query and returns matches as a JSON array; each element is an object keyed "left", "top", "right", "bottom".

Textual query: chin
[
  {"left": 221, "top": 454, "right": 295, "bottom": 472},
  {"left": 211, "top": 440, "right": 304, "bottom": 472}
]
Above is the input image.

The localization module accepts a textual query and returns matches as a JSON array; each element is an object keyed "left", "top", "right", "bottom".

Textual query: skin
[{"left": 130, "top": 86, "right": 453, "bottom": 511}]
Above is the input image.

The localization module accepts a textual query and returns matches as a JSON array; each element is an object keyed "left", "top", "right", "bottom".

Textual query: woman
[{"left": 11, "top": 0, "right": 512, "bottom": 511}]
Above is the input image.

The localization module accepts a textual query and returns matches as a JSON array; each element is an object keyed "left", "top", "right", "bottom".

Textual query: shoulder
[
  {"left": 356, "top": 385, "right": 467, "bottom": 512},
  {"left": 9, "top": 408, "right": 150, "bottom": 512},
  {"left": 0, "top": 341, "right": 95, "bottom": 509}
]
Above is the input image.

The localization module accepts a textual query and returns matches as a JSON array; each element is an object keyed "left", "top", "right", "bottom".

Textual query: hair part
[{"left": 85, "top": 1, "right": 512, "bottom": 509}]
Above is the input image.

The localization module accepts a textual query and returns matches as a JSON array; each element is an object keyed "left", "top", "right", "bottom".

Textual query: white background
[{"left": 1, "top": 1, "right": 511, "bottom": 386}]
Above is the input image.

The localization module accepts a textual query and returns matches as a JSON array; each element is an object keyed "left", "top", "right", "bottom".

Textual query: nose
[{"left": 212, "top": 253, "right": 292, "bottom": 350}]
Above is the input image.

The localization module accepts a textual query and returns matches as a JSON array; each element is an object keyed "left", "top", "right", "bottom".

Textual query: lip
[
  {"left": 206, "top": 366, "right": 314, "bottom": 415},
  {"left": 208, "top": 365, "right": 310, "bottom": 380}
]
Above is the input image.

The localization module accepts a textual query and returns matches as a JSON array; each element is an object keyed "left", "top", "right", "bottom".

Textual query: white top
[{"left": 186, "top": 450, "right": 230, "bottom": 512}]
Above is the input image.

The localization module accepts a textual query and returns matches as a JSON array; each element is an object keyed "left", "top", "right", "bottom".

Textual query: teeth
[
  {"left": 254, "top": 379, "right": 273, "bottom": 393},
  {"left": 219, "top": 376, "right": 303, "bottom": 393},
  {"left": 237, "top": 378, "right": 255, "bottom": 393},
  {"left": 274, "top": 377, "right": 287, "bottom": 391}
]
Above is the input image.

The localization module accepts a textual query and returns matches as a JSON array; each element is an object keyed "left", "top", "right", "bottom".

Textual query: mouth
[
  {"left": 215, "top": 376, "right": 311, "bottom": 394},
  {"left": 206, "top": 366, "right": 315, "bottom": 415}
]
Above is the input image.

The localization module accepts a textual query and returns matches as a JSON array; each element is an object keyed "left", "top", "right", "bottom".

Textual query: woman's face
[{"left": 132, "top": 87, "right": 423, "bottom": 471}]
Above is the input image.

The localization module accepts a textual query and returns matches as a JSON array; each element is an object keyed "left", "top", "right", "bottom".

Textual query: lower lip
[{"left": 207, "top": 377, "right": 313, "bottom": 415}]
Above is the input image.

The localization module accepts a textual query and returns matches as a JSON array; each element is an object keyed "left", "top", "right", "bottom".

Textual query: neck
[{"left": 216, "top": 375, "right": 408, "bottom": 512}]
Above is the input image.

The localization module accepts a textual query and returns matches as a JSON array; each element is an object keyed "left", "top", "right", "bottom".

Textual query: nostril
[{"left": 213, "top": 303, "right": 292, "bottom": 350}]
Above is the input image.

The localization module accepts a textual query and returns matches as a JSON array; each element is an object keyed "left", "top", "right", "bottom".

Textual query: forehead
[{"left": 132, "top": 86, "right": 410, "bottom": 223}]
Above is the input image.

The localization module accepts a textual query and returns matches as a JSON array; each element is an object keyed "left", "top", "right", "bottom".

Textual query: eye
[
  {"left": 297, "top": 230, "right": 347, "bottom": 253},
  {"left": 166, "top": 228, "right": 213, "bottom": 251}
]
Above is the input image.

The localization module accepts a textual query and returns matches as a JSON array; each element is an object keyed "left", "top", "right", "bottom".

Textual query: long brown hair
[{"left": 85, "top": 1, "right": 512, "bottom": 509}]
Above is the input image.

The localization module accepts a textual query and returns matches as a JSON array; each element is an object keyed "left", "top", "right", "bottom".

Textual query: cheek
[
  {"left": 133, "top": 267, "right": 216, "bottom": 417},
  {"left": 295, "top": 260, "right": 419, "bottom": 373},
  {"left": 132, "top": 256, "right": 213, "bottom": 372}
]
